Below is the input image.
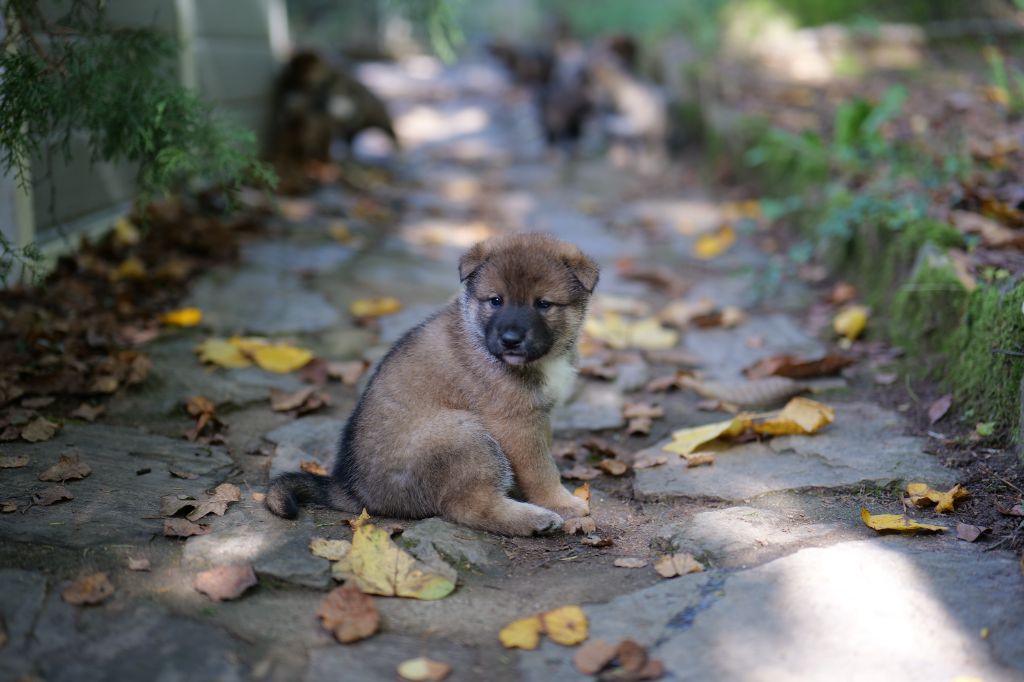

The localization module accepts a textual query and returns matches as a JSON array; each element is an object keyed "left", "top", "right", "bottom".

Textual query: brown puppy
[{"left": 266, "top": 234, "right": 598, "bottom": 535}]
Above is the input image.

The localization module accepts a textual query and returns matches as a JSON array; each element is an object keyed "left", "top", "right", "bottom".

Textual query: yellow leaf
[
  {"left": 309, "top": 537, "right": 352, "bottom": 561},
  {"left": 833, "top": 305, "right": 868, "bottom": 341},
  {"left": 584, "top": 313, "right": 678, "bottom": 351},
  {"left": 500, "top": 616, "right": 543, "bottom": 650},
  {"left": 230, "top": 336, "right": 269, "bottom": 354},
  {"left": 113, "top": 216, "right": 140, "bottom": 246},
  {"left": 195, "top": 338, "right": 252, "bottom": 369},
  {"left": 572, "top": 482, "right": 591, "bottom": 504},
  {"left": 159, "top": 307, "right": 203, "bottom": 327},
  {"left": 540, "top": 605, "right": 588, "bottom": 646},
  {"left": 328, "top": 221, "right": 354, "bottom": 243},
  {"left": 662, "top": 418, "right": 745, "bottom": 455},
  {"left": 654, "top": 552, "right": 705, "bottom": 578},
  {"left": 397, "top": 657, "right": 452, "bottom": 682},
  {"left": 112, "top": 257, "right": 146, "bottom": 281},
  {"left": 860, "top": 508, "right": 946, "bottom": 533},
  {"left": 693, "top": 225, "right": 736, "bottom": 260},
  {"left": 342, "top": 518, "right": 455, "bottom": 600},
  {"left": 905, "top": 482, "right": 969, "bottom": 514},
  {"left": 752, "top": 397, "right": 834, "bottom": 435},
  {"left": 250, "top": 344, "right": 313, "bottom": 373},
  {"left": 350, "top": 297, "right": 402, "bottom": 318}
]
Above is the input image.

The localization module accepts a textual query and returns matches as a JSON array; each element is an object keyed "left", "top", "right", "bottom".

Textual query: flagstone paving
[{"left": 2, "top": 56, "right": 1023, "bottom": 682}]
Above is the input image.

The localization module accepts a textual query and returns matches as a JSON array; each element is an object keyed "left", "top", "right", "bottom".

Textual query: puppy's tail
[{"left": 265, "top": 472, "right": 360, "bottom": 519}]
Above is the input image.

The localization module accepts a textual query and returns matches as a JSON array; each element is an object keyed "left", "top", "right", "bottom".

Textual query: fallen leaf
[
  {"left": 679, "top": 376, "right": 806, "bottom": 408},
  {"left": 70, "top": 403, "right": 105, "bottom": 422},
  {"left": 997, "top": 503, "right": 1024, "bottom": 517},
  {"left": 540, "top": 605, "right": 588, "bottom": 646},
  {"left": 581, "top": 437, "right": 630, "bottom": 459},
  {"left": 743, "top": 353, "right": 854, "bottom": 380},
  {"left": 654, "top": 553, "right": 704, "bottom": 578},
  {"left": 683, "top": 452, "right": 715, "bottom": 467},
  {"left": 169, "top": 468, "right": 198, "bottom": 480},
  {"left": 300, "top": 460, "right": 329, "bottom": 476},
  {"left": 693, "top": 224, "right": 736, "bottom": 260},
  {"left": 310, "top": 537, "right": 352, "bottom": 561},
  {"left": 318, "top": 583, "right": 380, "bottom": 643},
  {"left": 251, "top": 344, "right": 314, "bottom": 373},
  {"left": 562, "top": 465, "right": 601, "bottom": 481},
  {"left": 574, "top": 639, "right": 618, "bottom": 675},
  {"left": 584, "top": 313, "right": 678, "bottom": 351},
  {"left": 38, "top": 453, "right": 91, "bottom": 482},
  {"left": 613, "top": 558, "right": 648, "bottom": 569},
  {"left": 186, "top": 483, "right": 242, "bottom": 521},
  {"left": 500, "top": 615, "right": 543, "bottom": 650},
  {"left": 580, "top": 535, "right": 613, "bottom": 548},
  {"left": 1, "top": 501, "right": 17, "bottom": 513},
  {"left": 350, "top": 297, "right": 402, "bottom": 318},
  {"left": 691, "top": 305, "right": 747, "bottom": 329},
  {"left": 643, "top": 348, "right": 701, "bottom": 366},
  {"left": 564, "top": 516, "right": 598, "bottom": 534},
  {"left": 397, "top": 657, "right": 451, "bottom": 682},
  {"left": 62, "top": 572, "right": 114, "bottom": 605},
  {"left": 160, "top": 494, "right": 197, "bottom": 517},
  {"left": 327, "top": 360, "right": 367, "bottom": 385},
  {"left": 874, "top": 372, "right": 898, "bottom": 385},
  {"left": 623, "top": 402, "right": 664, "bottom": 419},
  {"left": 860, "top": 508, "right": 946, "bottom": 533},
  {"left": 32, "top": 485, "right": 72, "bottom": 506},
  {"left": 956, "top": 523, "right": 990, "bottom": 542},
  {"left": 195, "top": 338, "right": 251, "bottom": 369},
  {"left": 927, "top": 394, "right": 953, "bottom": 425},
  {"left": 597, "top": 459, "right": 628, "bottom": 476},
  {"left": 627, "top": 416, "right": 652, "bottom": 436},
  {"left": 113, "top": 216, "right": 141, "bottom": 246},
  {"left": 127, "top": 558, "right": 151, "bottom": 571},
  {"left": 616, "top": 639, "right": 649, "bottom": 674},
  {"left": 632, "top": 452, "right": 667, "bottom": 469},
  {"left": 662, "top": 418, "right": 746, "bottom": 455},
  {"left": 751, "top": 397, "right": 834, "bottom": 436},
  {"left": 976, "top": 422, "right": 996, "bottom": 438},
  {"left": 828, "top": 282, "right": 858, "bottom": 305},
  {"left": 163, "top": 518, "right": 211, "bottom": 537},
  {"left": 159, "top": 308, "right": 203, "bottom": 327},
  {"left": 0, "top": 455, "right": 29, "bottom": 468},
  {"left": 112, "top": 257, "right": 146, "bottom": 281},
  {"left": 950, "top": 209, "right": 1024, "bottom": 248},
  {"left": 270, "top": 386, "right": 322, "bottom": 412},
  {"left": 833, "top": 305, "right": 868, "bottom": 341},
  {"left": 194, "top": 564, "right": 258, "bottom": 602},
  {"left": 90, "top": 375, "right": 120, "bottom": 394},
  {"left": 572, "top": 483, "right": 591, "bottom": 504},
  {"left": 21, "top": 417, "right": 59, "bottom": 443},
  {"left": 341, "top": 515, "right": 455, "bottom": 600},
  {"left": 21, "top": 396, "right": 54, "bottom": 409},
  {"left": 658, "top": 298, "right": 716, "bottom": 328},
  {"left": 328, "top": 221, "right": 354, "bottom": 243},
  {"left": 906, "top": 483, "right": 969, "bottom": 513}
]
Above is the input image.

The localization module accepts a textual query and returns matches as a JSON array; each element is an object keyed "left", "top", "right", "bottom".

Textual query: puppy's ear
[
  {"left": 563, "top": 250, "right": 600, "bottom": 293},
  {"left": 458, "top": 241, "right": 489, "bottom": 282}
]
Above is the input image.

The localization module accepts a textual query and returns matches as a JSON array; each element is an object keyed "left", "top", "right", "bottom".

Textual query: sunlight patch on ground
[
  {"left": 400, "top": 218, "right": 495, "bottom": 250},
  {"left": 396, "top": 105, "right": 490, "bottom": 146}
]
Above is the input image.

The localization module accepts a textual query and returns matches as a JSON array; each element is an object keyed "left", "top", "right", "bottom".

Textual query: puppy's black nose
[{"left": 500, "top": 329, "right": 524, "bottom": 349}]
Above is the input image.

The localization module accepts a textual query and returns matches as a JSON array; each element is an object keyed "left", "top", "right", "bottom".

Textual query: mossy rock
[{"left": 889, "top": 244, "right": 970, "bottom": 357}]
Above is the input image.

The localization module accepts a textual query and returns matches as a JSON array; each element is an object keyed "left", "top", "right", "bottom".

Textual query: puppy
[{"left": 267, "top": 234, "right": 599, "bottom": 536}]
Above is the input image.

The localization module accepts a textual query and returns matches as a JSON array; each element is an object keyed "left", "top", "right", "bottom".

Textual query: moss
[
  {"left": 889, "top": 253, "right": 969, "bottom": 358},
  {"left": 943, "top": 281, "right": 1024, "bottom": 438}
]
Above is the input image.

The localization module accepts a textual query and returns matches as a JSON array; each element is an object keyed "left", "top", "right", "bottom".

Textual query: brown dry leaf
[
  {"left": 1, "top": 501, "right": 17, "bottom": 513},
  {"left": 691, "top": 305, "right": 747, "bottom": 329},
  {"left": 32, "top": 485, "right": 73, "bottom": 506},
  {"left": 860, "top": 508, "right": 946, "bottom": 533},
  {"left": 270, "top": 386, "right": 328, "bottom": 413},
  {"left": 744, "top": 353, "right": 854, "bottom": 380},
  {"left": 654, "top": 553, "right": 704, "bottom": 578},
  {"left": 658, "top": 298, "right": 716, "bottom": 328},
  {"left": 645, "top": 372, "right": 686, "bottom": 393},
  {"left": 956, "top": 523, "right": 989, "bottom": 542},
  {"left": 160, "top": 494, "right": 197, "bottom": 517},
  {"left": 643, "top": 348, "right": 701, "bottom": 366},
  {"left": 169, "top": 468, "right": 198, "bottom": 480},
  {"left": 563, "top": 517, "right": 597, "bottom": 535},
  {"left": 679, "top": 376, "right": 806, "bottom": 409},
  {"left": 21, "top": 396, "right": 54, "bottom": 409},
  {"left": 613, "top": 558, "right": 648, "bottom": 569},
  {"left": 580, "top": 535, "right": 613, "bottom": 548},
  {"left": 683, "top": 452, "right": 715, "bottom": 468},
  {"left": 90, "top": 375, "right": 120, "bottom": 394},
  {"left": 751, "top": 397, "right": 834, "bottom": 436},
  {"left": 327, "top": 360, "right": 367, "bottom": 385},
  {"left": 928, "top": 394, "right": 953, "bottom": 425},
  {"left": 127, "top": 558, "right": 151, "bottom": 571},
  {"left": 581, "top": 437, "right": 629, "bottom": 459},
  {"left": 194, "top": 564, "right": 258, "bottom": 602},
  {"left": 300, "top": 460, "right": 329, "bottom": 476},
  {"left": 616, "top": 639, "right": 649, "bottom": 674},
  {"left": 185, "top": 395, "right": 215, "bottom": 417},
  {"left": 626, "top": 417, "right": 652, "bottom": 436},
  {"left": 163, "top": 518, "right": 211, "bottom": 537},
  {"left": 62, "top": 572, "right": 114, "bottom": 606},
  {"left": 950, "top": 210, "right": 1024, "bottom": 248},
  {"left": 21, "top": 417, "right": 60, "bottom": 443},
  {"left": 39, "top": 453, "right": 91, "bottom": 482},
  {"left": 632, "top": 452, "right": 667, "bottom": 469},
  {"left": 562, "top": 465, "right": 601, "bottom": 481},
  {"left": 572, "top": 482, "right": 591, "bottom": 504},
  {"left": 397, "top": 657, "right": 451, "bottom": 682},
  {"left": 186, "top": 483, "right": 242, "bottom": 521},
  {"left": 318, "top": 583, "right": 380, "bottom": 644},
  {"left": 597, "top": 459, "right": 629, "bottom": 476},
  {"left": 540, "top": 605, "right": 589, "bottom": 646},
  {"left": 906, "top": 483, "right": 969, "bottom": 513},
  {"left": 0, "top": 455, "right": 29, "bottom": 468},
  {"left": 574, "top": 639, "right": 618, "bottom": 675},
  {"left": 70, "top": 403, "right": 105, "bottom": 422},
  {"left": 623, "top": 402, "right": 664, "bottom": 419},
  {"left": 828, "top": 282, "right": 858, "bottom": 305}
]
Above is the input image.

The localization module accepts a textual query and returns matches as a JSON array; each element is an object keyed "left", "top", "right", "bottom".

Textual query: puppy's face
[{"left": 459, "top": 234, "right": 599, "bottom": 366}]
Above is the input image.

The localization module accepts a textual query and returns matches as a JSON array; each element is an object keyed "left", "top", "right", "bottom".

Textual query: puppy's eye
[
  {"left": 535, "top": 299, "right": 552, "bottom": 310},
  {"left": 489, "top": 296, "right": 503, "bottom": 307}
]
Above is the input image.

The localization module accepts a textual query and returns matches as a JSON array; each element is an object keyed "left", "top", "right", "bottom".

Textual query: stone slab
[
  {"left": 265, "top": 416, "right": 345, "bottom": 479},
  {"left": 0, "top": 424, "right": 231, "bottom": 547},
  {"left": 241, "top": 241, "right": 354, "bottom": 273},
  {"left": 552, "top": 383, "right": 625, "bottom": 434},
  {"left": 684, "top": 313, "right": 825, "bottom": 381},
  {"left": 305, "top": 634, "right": 504, "bottom": 682},
  {"left": 0, "top": 569, "right": 48, "bottom": 678},
  {"left": 188, "top": 268, "right": 341, "bottom": 334},
  {"left": 401, "top": 517, "right": 506, "bottom": 570},
  {"left": 634, "top": 402, "right": 954, "bottom": 501}
]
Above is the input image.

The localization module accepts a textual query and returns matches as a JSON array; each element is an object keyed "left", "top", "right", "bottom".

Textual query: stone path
[{"left": 3, "top": 57, "right": 1024, "bottom": 682}]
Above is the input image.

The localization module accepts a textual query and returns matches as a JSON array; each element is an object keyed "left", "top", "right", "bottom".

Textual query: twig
[{"left": 992, "top": 348, "right": 1024, "bottom": 358}]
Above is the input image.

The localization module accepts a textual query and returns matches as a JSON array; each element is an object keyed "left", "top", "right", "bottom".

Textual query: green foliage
[
  {"left": 983, "top": 46, "right": 1024, "bottom": 118},
  {"left": 743, "top": 127, "right": 828, "bottom": 195},
  {"left": 889, "top": 254, "right": 970, "bottom": 356},
  {"left": 0, "top": 0, "right": 272, "bottom": 201},
  {"left": 831, "top": 86, "right": 906, "bottom": 166}
]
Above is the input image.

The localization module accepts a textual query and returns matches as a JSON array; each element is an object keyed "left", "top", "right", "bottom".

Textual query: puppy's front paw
[
  {"left": 563, "top": 516, "right": 597, "bottom": 535},
  {"left": 527, "top": 508, "right": 565, "bottom": 536},
  {"left": 547, "top": 492, "right": 590, "bottom": 520}
]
